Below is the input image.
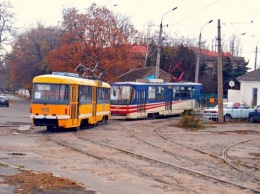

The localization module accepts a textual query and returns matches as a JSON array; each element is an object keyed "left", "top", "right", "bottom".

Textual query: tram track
[
  {"left": 156, "top": 128, "right": 260, "bottom": 171},
  {"left": 129, "top": 128, "right": 255, "bottom": 183},
  {"left": 45, "top": 131, "right": 200, "bottom": 194},
  {"left": 40, "top": 119, "right": 260, "bottom": 193},
  {"left": 75, "top": 125, "right": 260, "bottom": 193},
  {"left": 155, "top": 127, "right": 260, "bottom": 184},
  {"left": 222, "top": 138, "right": 260, "bottom": 181},
  {"left": 156, "top": 128, "right": 258, "bottom": 162},
  {"left": 118, "top": 120, "right": 260, "bottom": 189}
]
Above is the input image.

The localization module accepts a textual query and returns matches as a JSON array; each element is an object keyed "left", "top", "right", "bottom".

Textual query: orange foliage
[{"left": 47, "top": 4, "right": 137, "bottom": 82}]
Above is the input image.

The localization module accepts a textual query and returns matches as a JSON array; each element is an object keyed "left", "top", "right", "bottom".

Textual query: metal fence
[{"left": 199, "top": 93, "right": 227, "bottom": 109}]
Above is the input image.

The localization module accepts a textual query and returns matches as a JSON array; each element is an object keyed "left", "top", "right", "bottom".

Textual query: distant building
[
  {"left": 116, "top": 66, "right": 172, "bottom": 82},
  {"left": 234, "top": 68, "right": 260, "bottom": 107},
  {"left": 131, "top": 44, "right": 246, "bottom": 78},
  {"left": 131, "top": 44, "right": 147, "bottom": 68},
  {"left": 190, "top": 47, "right": 246, "bottom": 76}
]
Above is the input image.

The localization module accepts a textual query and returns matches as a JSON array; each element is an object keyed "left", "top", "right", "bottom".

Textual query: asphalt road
[{"left": 0, "top": 94, "right": 31, "bottom": 126}]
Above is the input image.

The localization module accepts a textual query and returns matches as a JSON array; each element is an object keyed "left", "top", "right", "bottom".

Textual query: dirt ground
[{"left": 2, "top": 168, "right": 90, "bottom": 194}]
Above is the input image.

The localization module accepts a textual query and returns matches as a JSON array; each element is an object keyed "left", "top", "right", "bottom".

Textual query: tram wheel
[
  {"left": 46, "top": 126, "right": 53, "bottom": 131},
  {"left": 101, "top": 117, "right": 107, "bottom": 125},
  {"left": 74, "top": 126, "right": 80, "bottom": 131},
  {"left": 148, "top": 113, "right": 157, "bottom": 119}
]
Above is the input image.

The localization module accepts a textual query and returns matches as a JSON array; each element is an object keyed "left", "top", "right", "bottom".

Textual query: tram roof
[
  {"left": 111, "top": 81, "right": 202, "bottom": 86},
  {"left": 33, "top": 74, "right": 110, "bottom": 88}
]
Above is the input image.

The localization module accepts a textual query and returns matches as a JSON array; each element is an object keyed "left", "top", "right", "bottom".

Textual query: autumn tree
[
  {"left": 8, "top": 24, "right": 62, "bottom": 94},
  {"left": 0, "top": 0, "right": 14, "bottom": 57},
  {"left": 200, "top": 73, "right": 218, "bottom": 94},
  {"left": 48, "top": 4, "right": 137, "bottom": 82},
  {"left": 0, "top": 0, "right": 14, "bottom": 92},
  {"left": 160, "top": 46, "right": 175, "bottom": 72},
  {"left": 155, "top": 45, "right": 196, "bottom": 82}
]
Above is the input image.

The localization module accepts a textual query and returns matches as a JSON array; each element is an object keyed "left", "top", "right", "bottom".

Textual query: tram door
[
  {"left": 71, "top": 85, "right": 79, "bottom": 126},
  {"left": 137, "top": 90, "right": 146, "bottom": 118},
  {"left": 165, "top": 86, "right": 172, "bottom": 112},
  {"left": 92, "top": 87, "right": 97, "bottom": 123}
]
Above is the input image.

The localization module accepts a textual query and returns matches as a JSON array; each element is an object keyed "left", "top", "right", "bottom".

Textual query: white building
[{"left": 229, "top": 68, "right": 260, "bottom": 107}]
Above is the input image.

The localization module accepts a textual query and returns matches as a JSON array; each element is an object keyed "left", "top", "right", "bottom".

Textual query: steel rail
[
  {"left": 222, "top": 138, "right": 260, "bottom": 181},
  {"left": 74, "top": 131, "right": 260, "bottom": 193},
  {"left": 46, "top": 133, "right": 199, "bottom": 194}
]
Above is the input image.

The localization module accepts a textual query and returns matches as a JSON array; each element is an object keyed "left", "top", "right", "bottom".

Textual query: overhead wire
[{"left": 168, "top": 0, "right": 221, "bottom": 27}]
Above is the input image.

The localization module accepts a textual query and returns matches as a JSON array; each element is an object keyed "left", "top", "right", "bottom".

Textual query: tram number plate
[{"left": 41, "top": 107, "right": 49, "bottom": 112}]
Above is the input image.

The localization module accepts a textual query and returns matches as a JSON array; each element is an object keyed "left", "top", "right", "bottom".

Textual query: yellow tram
[{"left": 30, "top": 72, "right": 111, "bottom": 130}]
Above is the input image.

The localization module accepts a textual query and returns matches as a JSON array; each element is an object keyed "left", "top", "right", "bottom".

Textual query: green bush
[{"left": 178, "top": 114, "right": 204, "bottom": 130}]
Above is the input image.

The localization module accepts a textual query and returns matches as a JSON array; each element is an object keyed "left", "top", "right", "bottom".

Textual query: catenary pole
[
  {"left": 217, "top": 19, "right": 224, "bottom": 123},
  {"left": 155, "top": 7, "right": 177, "bottom": 79},
  {"left": 194, "top": 20, "right": 213, "bottom": 83}
]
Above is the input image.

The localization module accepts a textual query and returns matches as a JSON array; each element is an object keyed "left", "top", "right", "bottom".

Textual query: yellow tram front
[{"left": 30, "top": 72, "right": 111, "bottom": 130}]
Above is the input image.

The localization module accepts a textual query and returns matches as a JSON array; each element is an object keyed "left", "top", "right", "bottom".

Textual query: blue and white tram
[{"left": 110, "top": 79, "right": 202, "bottom": 119}]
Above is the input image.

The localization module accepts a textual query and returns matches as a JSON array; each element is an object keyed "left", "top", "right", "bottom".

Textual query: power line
[{"left": 169, "top": 0, "right": 221, "bottom": 27}]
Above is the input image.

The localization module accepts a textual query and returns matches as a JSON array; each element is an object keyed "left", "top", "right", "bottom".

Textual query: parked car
[
  {"left": 204, "top": 102, "right": 254, "bottom": 122},
  {"left": 248, "top": 105, "right": 260, "bottom": 123},
  {"left": 0, "top": 95, "right": 9, "bottom": 107}
]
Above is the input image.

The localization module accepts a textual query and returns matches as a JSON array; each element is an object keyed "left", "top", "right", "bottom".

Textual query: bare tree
[
  {"left": 8, "top": 24, "right": 62, "bottom": 93},
  {"left": 0, "top": 0, "right": 14, "bottom": 57}
]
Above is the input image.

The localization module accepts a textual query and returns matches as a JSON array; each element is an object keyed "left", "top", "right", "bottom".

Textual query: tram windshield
[
  {"left": 110, "top": 86, "right": 135, "bottom": 105},
  {"left": 32, "top": 84, "right": 69, "bottom": 101}
]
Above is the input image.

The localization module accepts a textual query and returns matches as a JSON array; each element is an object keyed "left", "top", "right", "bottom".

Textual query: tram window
[
  {"left": 156, "top": 86, "right": 164, "bottom": 100},
  {"left": 97, "top": 88, "right": 101, "bottom": 99},
  {"left": 97, "top": 88, "right": 103, "bottom": 100},
  {"left": 148, "top": 86, "right": 156, "bottom": 100},
  {"left": 33, "top": 84, "right": 69, "bottom": 101},
  {"left": 103, "top": 88, "right": 110, "bottom": 100},
  {"left": 187, "top": 87, "right": 194, "bottom": 98},
  {"left": 80, "top": 86, "right": 92, "bottom": 102},
  {"left": 60, "top": 85, "right": 68, "bottom": 100},
  {"left": 97, "top": 88, "right": 110, "bottom": 101},
  {"left": 130, "top": 88, "right": 135, "bottom": 103},
  {"left": 180, "top": 87, "right": 186, "bottom": 98},
  {"left": 100, "top": 88, "right": 110, "bottom": 100},
  {"left": 174, "top": 86, "right": 180, "bottom": 98},
  {"left": 49, "top": 85, "right": 60, "bottom": 100},
  {"left": 110, "top": 86, "right": 131, "bottom": 105},
  {"left": 111, "top": 89, "right": 116, "bottom": 99}
]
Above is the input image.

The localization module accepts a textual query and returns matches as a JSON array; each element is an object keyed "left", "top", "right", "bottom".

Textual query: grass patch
[{"left": 177, "top": 113, "right": 205, "bottom": 130}]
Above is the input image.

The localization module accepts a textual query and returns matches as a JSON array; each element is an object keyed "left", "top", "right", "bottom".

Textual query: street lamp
[
  {"left": 194, "top": 20, "right": 213, "bottom": 83},
  {"left": 254, "top": 41, "right": 260, "bottom": 70},
  {"left": 155, "top": 7, "right": 177, "bottom": 79},
  {"left": 145, "top": 37, "right": 153, "bottom": 67},
  {"left": 231, "top": 32, "right": 246, "bottom": 56}
]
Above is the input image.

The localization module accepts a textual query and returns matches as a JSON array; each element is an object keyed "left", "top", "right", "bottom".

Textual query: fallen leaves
[{"left": 3, "top": 170, "right": 87, "bottom": 194}]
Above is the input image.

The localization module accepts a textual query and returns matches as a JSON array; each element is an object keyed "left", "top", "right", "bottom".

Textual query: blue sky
[{"left": 10, "top": 0, "right": 260, "bottom": 70}]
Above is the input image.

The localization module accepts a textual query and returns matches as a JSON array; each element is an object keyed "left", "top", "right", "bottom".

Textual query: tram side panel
[
  {"left": 79, "top": 85, "right": 111, "bottom": 125},
  {"left": 31, "top": 73, "right": 111, "bottom": 129},
  {"left": 110, "top": 82, "right": 202, "bottom": 119}
]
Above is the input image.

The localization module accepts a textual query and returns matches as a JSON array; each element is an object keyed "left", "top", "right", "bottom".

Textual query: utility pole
[
  {"left": 155, "top": 23, "right": 162, "bottom": 79},
  {"left": 255, "top": 45, "right": 258, "bottom": 70},
  {"left": 155, "top": 7, "right": 177, "bottom": 79},
  {"left": 194, "top": 20, "right": 213, "bottom": 83},
  {"left": 217, "top": 19, "right": 224, "bottom": 123}
]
